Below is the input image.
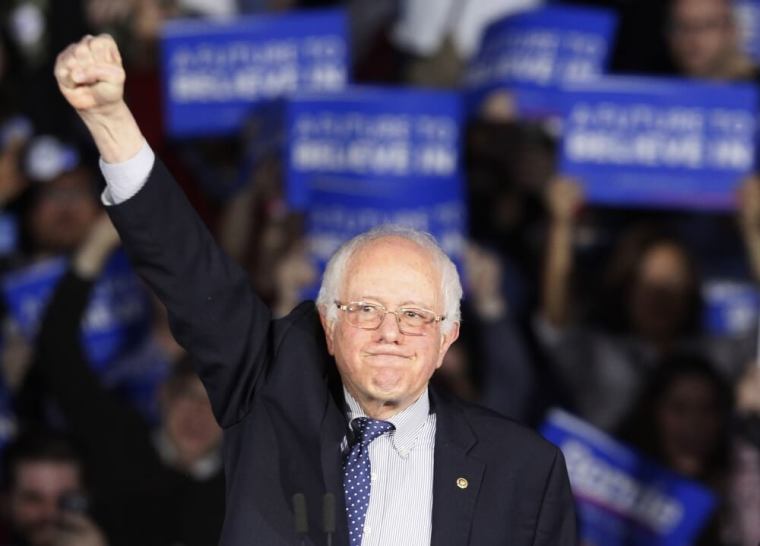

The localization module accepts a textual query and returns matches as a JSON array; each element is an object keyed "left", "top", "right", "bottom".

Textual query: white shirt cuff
[{"left": 99, "top": 140, "right": 155, "bottom": 206}]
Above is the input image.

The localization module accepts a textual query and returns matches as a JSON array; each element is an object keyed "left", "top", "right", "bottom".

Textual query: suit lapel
[{"left": 430, "top": 388, "right": 485, "bottom": 546}]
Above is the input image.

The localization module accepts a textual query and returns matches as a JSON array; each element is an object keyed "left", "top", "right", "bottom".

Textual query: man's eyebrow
[{"left": 356, "top": 296, "right": 435, "bottom": 309}]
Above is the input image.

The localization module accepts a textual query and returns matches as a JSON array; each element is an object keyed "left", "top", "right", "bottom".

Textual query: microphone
[
  {"left": 323, "top": 493, "right": 335, "bottom": 546},
  {"left": 292, "top": 493, "right": 309, "bottom": 545}
]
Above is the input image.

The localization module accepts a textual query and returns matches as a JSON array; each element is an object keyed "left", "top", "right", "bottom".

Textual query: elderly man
[{"left": 53, "top": 34, "right": 576, "bottom": 546}]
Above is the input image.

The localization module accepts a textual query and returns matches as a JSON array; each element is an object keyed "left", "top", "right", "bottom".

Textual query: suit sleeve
[
  {"left": 532, "top": 448, "right": 578, "bottom": 546},
  {"left": 106, "top": 158, "right": 273, "bottom": 427}
]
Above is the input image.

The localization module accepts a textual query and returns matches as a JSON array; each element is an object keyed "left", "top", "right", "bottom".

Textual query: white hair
[{"left": 316, "top": 225, "right": 462, "bottom": 335}]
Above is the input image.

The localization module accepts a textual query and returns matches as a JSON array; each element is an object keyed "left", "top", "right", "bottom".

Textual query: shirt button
[
  {"left": 398, "top": 448, "right": 409, "bottom": 458},
  {"left": 364, "top": 525, "right": 371, "bottom": 535},
  {"left": 370, "top": 472, "right": 377, "bottom": 482}
]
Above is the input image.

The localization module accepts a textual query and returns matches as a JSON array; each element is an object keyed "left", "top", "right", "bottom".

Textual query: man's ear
[
  {"left": 319, "top": 309, "right": 336, "bottom": 355},
  {"left": 435, "top": 321, "right": 460, "bottom": 370}
]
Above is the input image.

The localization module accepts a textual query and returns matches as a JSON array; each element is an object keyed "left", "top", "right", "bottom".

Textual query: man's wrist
[{"left": 79, "top": 101, "right": 144, "bottom": 164}]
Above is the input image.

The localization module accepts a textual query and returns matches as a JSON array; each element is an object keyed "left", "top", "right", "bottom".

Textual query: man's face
[
  {"left": 321, "top": 237, "right": 459, "bottom": 416},
  {"left": 667, "top": 0, "right": 735, "bottom": 78},
  {"left": 7, "top": 461, "right": 82, "bottom": 546},
  {"left": 30, "top": 169, "right": 99, "bottom": 254}
]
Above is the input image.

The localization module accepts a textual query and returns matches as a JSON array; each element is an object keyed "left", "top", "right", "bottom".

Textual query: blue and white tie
[{"left": 343, "top": 417, "right": 395, "bottom": 546}]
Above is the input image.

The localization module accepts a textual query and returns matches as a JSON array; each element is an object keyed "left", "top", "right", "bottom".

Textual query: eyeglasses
[{"left": 335, "top": 301, "right": 445, "bottom": 336}]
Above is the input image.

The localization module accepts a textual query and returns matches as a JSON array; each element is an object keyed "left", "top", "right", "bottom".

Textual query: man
[
  {"left": 1, "top": 431, "right": 108, "bottom": 546},
  {"left": 53, "top": 34, "right": 576, "bottom": 545},
  {"left": 666, "top": 0, "right": 757, "bottom": 80}
]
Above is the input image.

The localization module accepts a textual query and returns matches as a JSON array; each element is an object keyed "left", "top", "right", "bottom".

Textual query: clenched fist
[
  {"left": 55, "top": 34, "right": 125, "bottom": 115},
  {"left": 54, "top": 34, "right": 142, "bottom": 163}
]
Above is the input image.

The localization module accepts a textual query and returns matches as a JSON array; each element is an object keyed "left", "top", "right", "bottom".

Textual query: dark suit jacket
[{"left": 107, "top": 158, "right": 577, "bottom": 546}]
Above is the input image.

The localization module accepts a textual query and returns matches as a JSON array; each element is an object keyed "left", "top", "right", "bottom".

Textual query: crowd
[{"left": 0, "top": 0, "right": 759, "bottom": 544}]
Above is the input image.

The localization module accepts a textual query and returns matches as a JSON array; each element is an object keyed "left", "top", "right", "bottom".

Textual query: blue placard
[
  {"left": 1, "top": 251, "right": 152, "bottom": 369},
  {"left": 279, "top": 87, "right": 466, "bottom": 294},
  {"left": 558, "top": 77, "right": 758, "bottom": 210},
  {"left": 542, "top": 409, "right": 716, "bottom": 546},
  {"left": 464, "top": 6, "right": 617, "bottom": 118},
  {"left": 285, "top": 87, "right": 463, "bottom": 208},
  {"left": 306, "top": 185, "right": 467, "bottom": 288},
  {"left": 160, "top": 9, "right": 349, "bottom": 137},
  {"left": 702, "top": 279, "right": 760, "bottom": 336}
]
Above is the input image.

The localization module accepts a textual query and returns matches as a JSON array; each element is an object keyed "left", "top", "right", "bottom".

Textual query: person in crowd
[
  {"left": 0, "top": 135, "right": 102, "bottom": 394},
  {"left": 618, "top": 353, "right": 760, "bottom": 546},
  {"left": 16, "top": 136, "right": 100, "bottom": 262},
  {"left": 0, "top": 430, "right": 108, "bottom": 546},
  {"left": 725, "top": 365, "right": 760, "bottom": 546},
  {"left": 536, "top": 176, "right": 756, "bottom": 431},
  {"left": 665, "top": 0, "right": 758, "bottom": 81},
  {"left": 16, "top": 214, "right": 224, "bottom": 546},
  {"left": 53, "top": 33, "right": 576, "bottom": 545}
]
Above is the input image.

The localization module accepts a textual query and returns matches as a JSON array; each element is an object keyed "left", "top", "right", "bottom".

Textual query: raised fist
[
  {"left": 545, "top": 176, "right": 584, "bottom": 223},
  {"left": 54, "top": 34, "right": 125, "bottom": 116}
]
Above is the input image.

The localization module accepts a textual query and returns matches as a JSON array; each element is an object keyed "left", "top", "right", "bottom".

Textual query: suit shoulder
[
  {"left": 458, "top": 400, "right": 560, "bottom": 460},
  {"left": 271, "top": 300, "right": 319, "bottom": 327}
]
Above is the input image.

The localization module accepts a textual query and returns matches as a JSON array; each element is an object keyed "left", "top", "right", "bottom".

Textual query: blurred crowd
[{"left": 0, "top": 0, "right": 759, "bottom": 544}]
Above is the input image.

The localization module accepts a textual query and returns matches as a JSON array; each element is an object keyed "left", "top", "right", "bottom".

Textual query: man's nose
[{"left": 375, "top": 310, "right": 402, "bottom": 341}]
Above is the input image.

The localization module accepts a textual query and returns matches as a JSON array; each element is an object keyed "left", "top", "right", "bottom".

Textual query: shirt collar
[{"left": 343, "top": 387, "right": 431, "bottom": 456}]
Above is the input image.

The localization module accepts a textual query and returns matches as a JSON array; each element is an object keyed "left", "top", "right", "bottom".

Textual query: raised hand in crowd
[
  {"left": 464, "top": 242, "right": 508, "bottom": 320},
  {"left": 737, "top": 175, "right": 760, "bottom": 284},
  {"left": 0, "top": 130, "right": 30, "bottom": 206},
  {"left": 541, "top": 175, "right": 584, "bottom": 328},
  {"left": 53, "top": 512, "right": 109, "bottom": 546},
  {"left": 736, "top": 365, "right": 760, "bottom": 416},
  {"left": 71, "top": 213, "right": 121, "bottom": 279}
]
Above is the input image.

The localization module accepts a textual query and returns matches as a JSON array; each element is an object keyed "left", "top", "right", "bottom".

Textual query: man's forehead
[{"left": 351, "top": 235, "right": 434, "bottom": 262}]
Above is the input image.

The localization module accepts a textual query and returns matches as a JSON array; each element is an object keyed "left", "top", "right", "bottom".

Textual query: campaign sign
[
  {"left": 559, "top": 77, "right": 758, "bottom": 210},
  {"left": 306, "top": 184, "right": 467, "bottom": 288},
  {"left": 463, "top": 6, "right": 617, "bottom": 118},
  {"left": 161, "top": 9, "right": 348, "bottom": 137},
  {"left": 542, "top": 410, "right": 716, "bottom": 546},
  {"left": 284, "top": 87, "right": 466, "bottom": 294},
  {"left": 1, "top": 250, "right": 152, "bottom": 369},
  {"left": 285, "top": 87, "right": 463, "bottom": 208},
  {"left": 702, "top": 279, "right": 760, "bottom": 337}
]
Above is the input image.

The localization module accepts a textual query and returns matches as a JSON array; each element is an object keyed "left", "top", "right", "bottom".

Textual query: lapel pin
[{"left": 456, "top": 477, "right": 468, "bottom": 489}]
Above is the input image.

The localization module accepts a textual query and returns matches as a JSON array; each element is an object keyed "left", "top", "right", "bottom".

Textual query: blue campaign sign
[
  {"left": 281, "top": 87, "right": 466, "bottom": 294},
  {"left": 702, "top": 279, "right": 760, "bottom": 337},
  {"left": 558, "top": 77, "right": 758, "bottom": 210},
  {"left": 1, "top": 250, "right": 152, "bottom": 369},
  {"left": 285, "top": 86, "right": 463, "bottom": 208},
  {"left": 306, "top": 185, "right": 466, "bottom": 280},
  {"left": 542, "top": 410, "right": 716, "bottom": 546},
  {"left": 464, "top": 5, "right": 617, "bottom": 118},
  {"left": 160, "top": 9, "right": 348, "bottom": 137}
]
